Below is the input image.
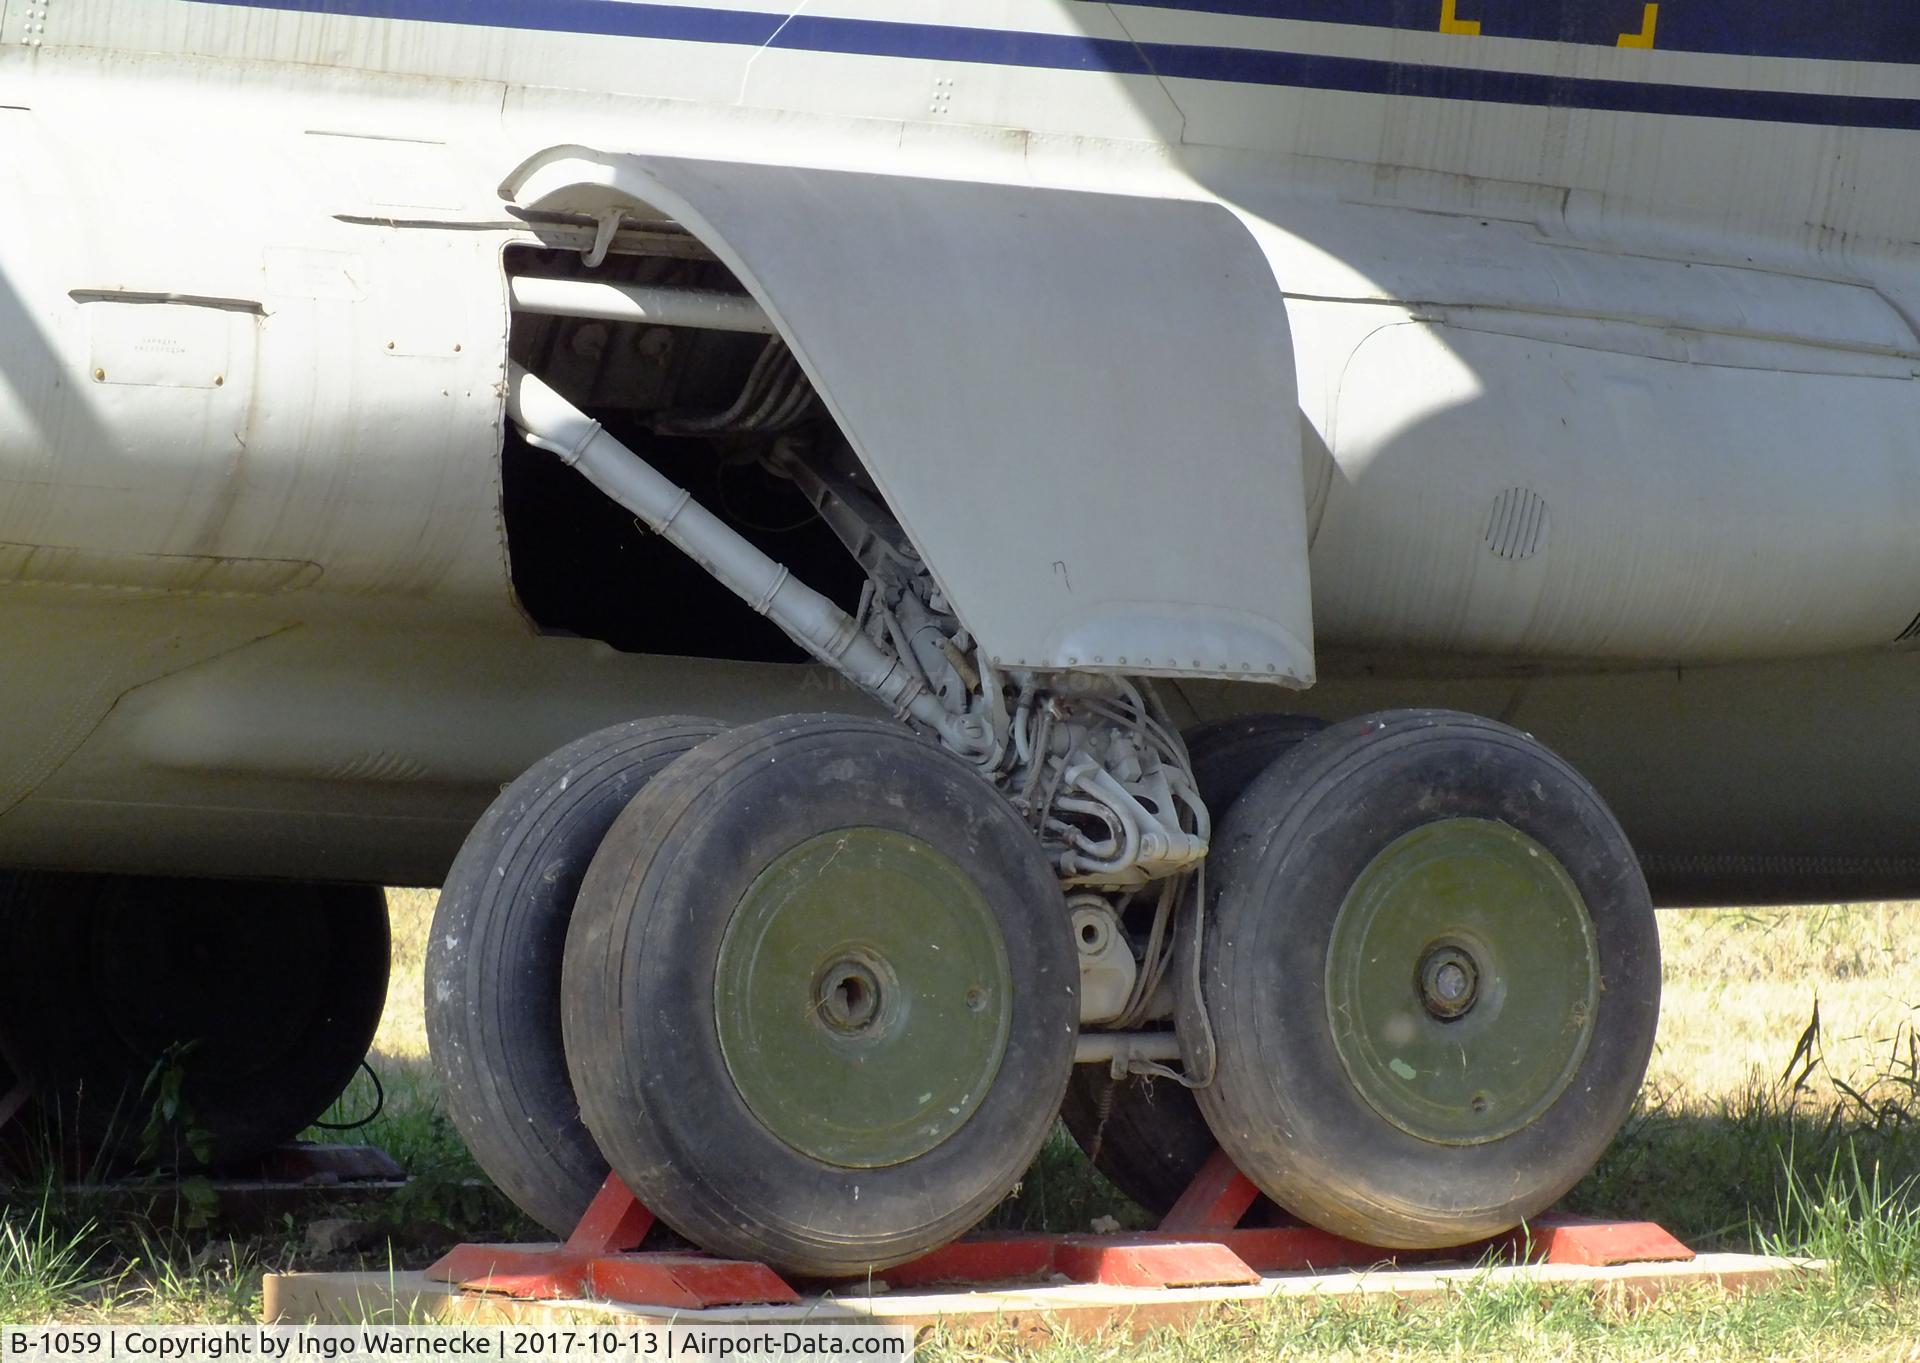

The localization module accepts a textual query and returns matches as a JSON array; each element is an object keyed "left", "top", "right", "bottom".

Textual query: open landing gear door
[{"left": 505, "top": 150, "right": 1315, "bottom": 687}]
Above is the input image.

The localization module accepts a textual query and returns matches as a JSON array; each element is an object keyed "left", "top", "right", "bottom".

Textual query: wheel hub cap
[
  {"left": 815, "top": 956, "right": 887, "bottom": 1033},
  {"left": 1325, "top": 818, "right": 1600, "bottom": 1145},
  {"left": 1417, "top": 944, "right": 1480, "bottom": 1019},
  {"left": 715, "top": 827, "right": 1013, "bottom": 1168}
]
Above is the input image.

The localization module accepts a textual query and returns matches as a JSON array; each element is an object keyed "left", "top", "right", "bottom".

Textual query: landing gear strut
[{"left": 1060, "top": 712, "right": 1325, "bottom": 1216}]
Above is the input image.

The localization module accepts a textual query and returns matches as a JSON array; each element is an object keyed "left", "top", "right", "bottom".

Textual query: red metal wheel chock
[
  {"left": 893, "top": 1150, "right": 1693, "bottom": 1289},
  {"left": 427, "top": 1151, "right": 1694, "bottom": 1307},
  {"left": 425, "top": 1174, "right": 800, "bottom": 1308}
]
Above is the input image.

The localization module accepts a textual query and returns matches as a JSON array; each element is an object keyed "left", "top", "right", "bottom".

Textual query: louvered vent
[
  {"left": 1484, "top": 487, "right": 1550, "bottom": 561},
  {"left": 324, "top": 750, "right": 430, "bottom": 782}
]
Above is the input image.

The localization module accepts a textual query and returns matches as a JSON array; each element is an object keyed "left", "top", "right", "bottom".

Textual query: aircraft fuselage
[{"left": 0, "top": 0, "right": 1916, "bottom": 900}]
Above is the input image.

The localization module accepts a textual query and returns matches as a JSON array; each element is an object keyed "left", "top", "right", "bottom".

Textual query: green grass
[
  {"left": 982, "top": 1126, "right": 1154, "bottom": 1234},
  {"left": 922, "top": 1143, "right": 1920, "bottom": 1361},
  {"left": 1568, "top": 1086, "right": 1920, "bottom": 1250},
  {"left": 921, "top": 1269, "right": 1920, "bottom": 1363},
  {"left": 109, "top": 1229, "right": 262, "bottom": 1324},
  {"left": 1766, "top": 1147, "right": 1920, "bottom": 1299},
  {"left": 303, "top": 1065, "right": 538, "bottom": 1246},
  {"left": 0, "top": 1200, "right": 102, "bottom": 1321},
  {"left": 928, "top": 1110, "right": 1920, "bottom": 1362}
]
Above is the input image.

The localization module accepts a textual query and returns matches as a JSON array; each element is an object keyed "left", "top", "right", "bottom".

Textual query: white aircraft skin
[{"left": 1, "top": 0, "right": 1918, "bottom": 899}]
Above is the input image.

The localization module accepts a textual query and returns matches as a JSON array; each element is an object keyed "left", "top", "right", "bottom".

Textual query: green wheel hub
[
  {"left": 1325, "top": 818, "right": 1599, "bottom": 1145},
  {"left": 714, "top": 827, "right": 1013, "bottom": 1168}
]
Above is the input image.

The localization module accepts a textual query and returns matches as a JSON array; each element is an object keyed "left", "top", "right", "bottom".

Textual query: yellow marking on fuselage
[
  {"left": 1438, "top": 0, "right": 1481, "bottom": 36},
  {"left": 1617, "top": 3, "right": 1659, "bottom": 47}
]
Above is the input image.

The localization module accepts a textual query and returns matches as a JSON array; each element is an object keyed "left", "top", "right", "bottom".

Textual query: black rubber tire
[
  {"left": 0, "top": 875, "right": 388, "bottom": 1170},
  {"left": 1060, "top": 712, "right": 1326, "bottom": 1216},
  {"left": 426, "top": 716, "right": 724, "bottom": 1236},
  {"left": 1182, "top": 713, "right": 1330, "bottom": 820},
  {"left": 562, "top": 714, "right": 1078, "bottom": 1277},
  {"left": 1190, "top": 709, "right": 1660, "bottom": 1248}
]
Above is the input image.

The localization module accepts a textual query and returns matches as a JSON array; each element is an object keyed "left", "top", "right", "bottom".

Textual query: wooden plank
[{"left": 264, "top": 1253, "right": 1814, "bottom": 1335}]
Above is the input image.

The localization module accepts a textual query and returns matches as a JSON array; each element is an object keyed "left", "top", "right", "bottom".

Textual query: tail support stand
[{"left": 427, "top": 1154, "right": 1695, "bottom": 1308}]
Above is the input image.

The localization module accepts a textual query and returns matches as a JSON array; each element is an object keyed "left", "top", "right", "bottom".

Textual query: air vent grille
[{"left": 1484, "top": 487, "right": 1550, "bottom": 561}]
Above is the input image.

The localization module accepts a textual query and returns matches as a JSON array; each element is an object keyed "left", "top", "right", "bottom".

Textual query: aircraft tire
[
  {"left": 0, "top": 875, "right": 388, "bottom": 1170},
  {"left": 1189, "top": 709, "right": 1660, "bottom": 1248},
  {"left": 426, "top": 716, "right": 723, "bottom": 1236},
  {"left": 1181, "top": 713, "right": 1331, "bottom": 818},
  {"left": 562, "top": 713, "right": 1077, "bottom": 1277},
  {"left": 1060, "top": 711, "right": 1324, "bottom": 1217}
]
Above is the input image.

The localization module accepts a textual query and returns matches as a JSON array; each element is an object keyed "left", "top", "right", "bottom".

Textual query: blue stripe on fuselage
[
  {"left": 183, "top": 0, "right": 1920, "bottom": 131},
  {"left": 1114, "top": 2, "right": 1920, "bottom": 70}
]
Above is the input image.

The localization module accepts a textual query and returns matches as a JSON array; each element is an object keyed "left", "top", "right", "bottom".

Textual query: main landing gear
[
  {"left": 431, "top": 701, "right": 1658, "bottom": 1274},
  {"left": 427, "top": 330, "right": 1659, "bottom": 1276}
]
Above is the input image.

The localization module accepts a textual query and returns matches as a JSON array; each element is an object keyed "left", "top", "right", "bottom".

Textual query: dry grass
[
  {"left": 374, "top": 888, "right": 436, "bottom": 1066},
  {"left": 369, "top": 891, "right": 1920, "bottom": 1135},
  {"left": 1650, "top": 903, "right": 1920, "bottom": 1105}
]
